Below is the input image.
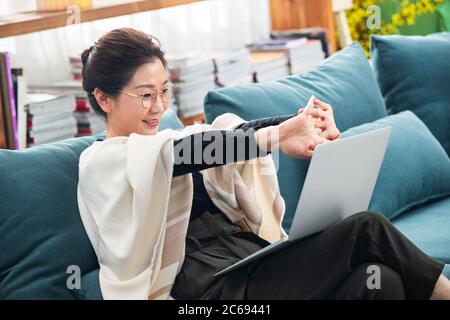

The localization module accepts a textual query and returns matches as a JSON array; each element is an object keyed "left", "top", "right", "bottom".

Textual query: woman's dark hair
[{"left": 81, "top": 28, "right": 167, "bottom": 119}]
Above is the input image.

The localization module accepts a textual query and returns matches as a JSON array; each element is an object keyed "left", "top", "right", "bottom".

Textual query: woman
[{"left": 77, "top": 28, "right": 450, "bottom": 300}]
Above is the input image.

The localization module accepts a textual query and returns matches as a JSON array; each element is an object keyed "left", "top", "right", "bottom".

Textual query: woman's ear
[{"left": 93, "top": 88, "right": 112, "bottom": 114}]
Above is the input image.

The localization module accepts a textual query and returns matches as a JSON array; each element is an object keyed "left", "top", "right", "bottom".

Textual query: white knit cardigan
[{"left": 77, "top": 113, "right": 287, "bottom": 300}]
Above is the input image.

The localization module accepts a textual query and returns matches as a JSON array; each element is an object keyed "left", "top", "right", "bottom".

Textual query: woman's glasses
[{"left": 118, "top": 83, "right": 175, "bottom": 110}]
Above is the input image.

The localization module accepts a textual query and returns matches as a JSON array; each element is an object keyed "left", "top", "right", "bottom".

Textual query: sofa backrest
[
  {"left": 0, "top": 108, "right": 183, "bottom": 299},
  {"left": 204, "top": 42, "right": 388, "bottom": 232}
]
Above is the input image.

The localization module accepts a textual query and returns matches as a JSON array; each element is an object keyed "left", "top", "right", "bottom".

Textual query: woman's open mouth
[{"left": 142, "top": 119, "right": 159, "bottom": 128}]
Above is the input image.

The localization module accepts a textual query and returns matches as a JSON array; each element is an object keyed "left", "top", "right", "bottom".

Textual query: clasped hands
[{"left": 255, "top": 96, "right": 341, "bottom": 159}]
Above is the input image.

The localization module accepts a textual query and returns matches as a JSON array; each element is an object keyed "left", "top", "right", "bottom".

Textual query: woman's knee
[
  {"left": 348, "top": 211, "right": 391, "bottom": 231},
  {"left": 336, "top": 263, "right": 406, "bottom": 300},
  {"left": 372, "top": 264, "right": 406, "bottom": 299},
  {"left": 353, "top": 210, "right": 388, "bottom": 222}
]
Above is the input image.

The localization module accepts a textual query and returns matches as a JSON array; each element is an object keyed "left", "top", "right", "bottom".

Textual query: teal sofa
[{"left": 1, "top": 34, "right": 449, "bottom": 299}]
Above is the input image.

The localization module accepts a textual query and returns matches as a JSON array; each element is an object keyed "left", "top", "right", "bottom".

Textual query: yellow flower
[{"left": 392, "top": 14, "right": 404, "bottom": 26}]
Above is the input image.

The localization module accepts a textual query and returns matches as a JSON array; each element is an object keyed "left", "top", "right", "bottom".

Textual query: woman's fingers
[
  {"left": 320, "top": 128, "right": 341, "bottom": 140},
  {"left": 314, "top": 98, "right": 331, "bottom": 111},
  {"left": 302, "top": 97, "right": 316, "bottom": 115},
  {"left": 315, "top": 135, "right": 329, "bottom": 145},
  {"left": 314, "top": 120, "right": 327, "bottom": 129},
  {"left": 308, "top": 108, "right": 327, "bottom": 120}
]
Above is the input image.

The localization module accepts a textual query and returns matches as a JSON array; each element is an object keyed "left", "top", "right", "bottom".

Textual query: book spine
[
  {"left": 12, "top": 68, "right": 27, "bottom": 149},
  {"left": 3, "top": 52, "right": 19, "bottom": 149},
  {"left": 0, "top": 79, "right": 6, "bottom": 148},
  {"left": 0, "top": 53, "right": 14, "bottom": 149}
]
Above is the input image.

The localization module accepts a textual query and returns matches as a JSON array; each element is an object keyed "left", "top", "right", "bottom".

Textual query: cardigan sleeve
[{"left": 172, "top": 114, "right": 296, "bottom": 177}]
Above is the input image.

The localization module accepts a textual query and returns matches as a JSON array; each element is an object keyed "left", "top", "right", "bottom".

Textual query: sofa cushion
[
  {"left": 73, "top": 268, "right": 102, "bottom": 300},
  {"left": 393, "top": 196, "right": 450, "bottom": 266},
  {"left": 0, "top": 108, "right": 182, "bottom": 299},
  {"left": 444, "top": 265, "right": 450, "bottom": 279},
  {"left": 204, "top": 42, "right": 388, "bottom": 231},
  {"left": 342, "top": 111, "right": 450, "bottom": 220},
  {"left": 371, "top": 33, "right": 450, "bottom": 156}
]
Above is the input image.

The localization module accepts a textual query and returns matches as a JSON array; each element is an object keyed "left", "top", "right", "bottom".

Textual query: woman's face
[{"left": 104, "top": 58, "right": 169, "bottom": 137}]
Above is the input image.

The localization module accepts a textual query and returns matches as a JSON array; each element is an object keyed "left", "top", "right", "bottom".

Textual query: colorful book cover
[
  {"left": 0, "top": 85, "right": 6, "bottom": 148},
  {"left": 3, "top": 52, "right": 19, "bottom": 149},
  {"left": 0, "top": 53, "right": 14, "bottom": 149}
]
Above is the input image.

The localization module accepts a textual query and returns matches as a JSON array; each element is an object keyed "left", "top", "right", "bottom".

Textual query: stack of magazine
[
  {"left": 30, "top": 80, "right": 105, "bottom": 139},
  {"left": 167, "top": 54, "right": 215, "bottom": 118},
  {"left": 250, "top": 51, "right": 290, "bottom": 83},
  {"left": 25, "top": 92, "right": 77, "bottom": 146},
  {"left": 213, "top": 49, "right": 253, "bottom": 88},
  {"left": 247, "top": 37, "right": 325, "bottom": 76}
]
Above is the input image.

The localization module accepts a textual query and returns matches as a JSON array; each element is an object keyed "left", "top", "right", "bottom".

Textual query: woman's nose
[{"left": 151, "top": 95, "right": 165, "bottom": 113}]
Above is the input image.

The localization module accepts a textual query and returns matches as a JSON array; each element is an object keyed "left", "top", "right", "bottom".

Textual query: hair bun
[{"left": 81, "top": 45, "right": 95, "bottom": 66}]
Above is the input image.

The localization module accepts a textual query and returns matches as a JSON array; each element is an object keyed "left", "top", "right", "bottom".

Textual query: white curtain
[{"left": 0, "top": 0, "right": 271, "bottom": 85}]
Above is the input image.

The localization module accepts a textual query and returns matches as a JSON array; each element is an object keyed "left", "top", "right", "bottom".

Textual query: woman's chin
[{"left": 140, "top": 123, "right": 158, "bottom": 135}]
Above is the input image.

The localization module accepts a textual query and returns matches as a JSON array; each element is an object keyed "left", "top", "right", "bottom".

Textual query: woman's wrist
[{"left": 254, "top": 125, "right": 282, "bottom": 153}]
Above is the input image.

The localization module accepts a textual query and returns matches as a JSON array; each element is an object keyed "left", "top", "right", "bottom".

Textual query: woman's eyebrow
[{"left": 134, "top": 80, "right": 169, "bottom": 89}]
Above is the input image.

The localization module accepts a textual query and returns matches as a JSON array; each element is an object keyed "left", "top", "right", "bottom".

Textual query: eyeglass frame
[{"left": 117, "top": 83, "right": 175, "bottom": 110}]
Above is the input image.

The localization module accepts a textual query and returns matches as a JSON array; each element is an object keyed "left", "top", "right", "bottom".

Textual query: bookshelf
[
  {"left": 0, "top": 0, "right": 336, "bottom": 148},
  {"left": 0, "top": 0, "right": 203, "bottom": 38}
]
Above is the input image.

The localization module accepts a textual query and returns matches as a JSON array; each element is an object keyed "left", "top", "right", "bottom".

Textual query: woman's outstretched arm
[
  {"left": 172, "top": 114, "right": 295, "bottom": 177},
  {"left": 172, "top": 97, "right": 341, "bottom": 177}
]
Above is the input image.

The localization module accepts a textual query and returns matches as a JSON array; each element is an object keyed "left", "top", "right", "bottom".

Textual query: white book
[
  {"left": 214, "top": 49, "right": 251, "bottom": 67},
  {"left": 171, "top": 70, "right": 215, "bottom": 83},
  {"left": 176, "top": 90, "right": 209, "bottom": 106},
  {"left": 167, "top": 53, "right": 214, "bottom": 78},
  {"left": 26, "top": 93, "right": 75, "bottom": 117},
  {"left": 13, "top": 69, "right": 28, "bottom": 150},
  {"left": 256, "top": 66, "right": 291, "bottom": 83},
  {"left": 174, "top": 78, "right": 216, "bottom": 95},
  {"left": 32, "top": 125, "right": 77, "bottom": 145},
  {"left": 29, "top": 80, "right": 85, "bottom": 95},
  {"left": 33, "top": 115, "right": 77, "bottom": 133},
  {"left": 251, "top": 53, "right": 289, "bottom": 73},
  {"left": 33, "top": 110, "right": 75, "bottom": 126},
  {"left": 247, "top": 37, "right": 308, "bottom": 51}
]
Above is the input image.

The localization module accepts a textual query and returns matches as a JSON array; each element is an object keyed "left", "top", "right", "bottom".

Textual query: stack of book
[
  {"left": 69, "top": 56, "right": 83, "bottom": 81},
  {"left": 288, "top": 39, "right": 325, "bottom": 75},
  {"left": 30, "top": 80, "right": 106, "bottom": 137},
  {"left": 271, "top": 27, "right": 330, "bottom": 57},
  {"left": 0, "top": 52, "right": 21, "bottom": 149},
  {"left": 25, "top": 92, "right": 77, "bottom": 147},
  {"left": 167, "top": 54, "right": 215, "bottom": 118},
  {"left": 246, "top": 37, "right": 325, "bottom": 76},
  {"left": 213, "top": 49, "right": 253, "bottom": 88},
  {"left": 250, "top": 51, "right": 290, "bottom": 83}
]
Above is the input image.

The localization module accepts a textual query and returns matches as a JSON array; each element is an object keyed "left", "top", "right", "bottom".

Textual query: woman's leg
[
  {"left": 243, "top": 211, "right": 444, "bottom": 300},
  {"left": 328, "top": 263, "right": 406, "bottom": 300},
  {"left": 430, "top": 275, "right": 450, "bottom": 300}
]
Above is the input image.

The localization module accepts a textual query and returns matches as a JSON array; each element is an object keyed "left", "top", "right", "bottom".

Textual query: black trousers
[{"left": 171, "top": 211, "right": 444, "bottom": 300}]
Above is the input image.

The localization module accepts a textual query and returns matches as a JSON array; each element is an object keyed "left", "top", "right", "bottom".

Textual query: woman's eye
[{"left": 142, "top": 93, "right": 154, "bottom": 99}]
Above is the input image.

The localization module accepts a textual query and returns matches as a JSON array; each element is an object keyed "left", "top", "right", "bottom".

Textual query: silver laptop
[{"left": 214, "top": 126, "right": 392, "bottom": 277}]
